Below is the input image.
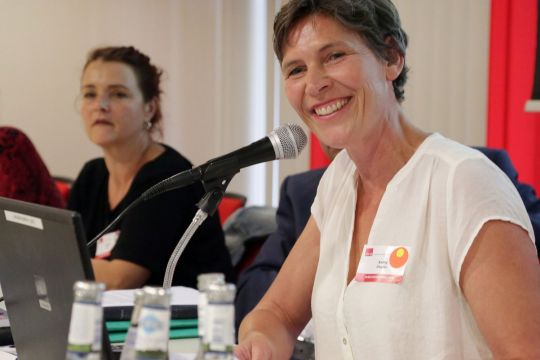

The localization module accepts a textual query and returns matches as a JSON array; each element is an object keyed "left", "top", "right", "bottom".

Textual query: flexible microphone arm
[{"left": 162, "top": 175, "right": 234, "bottom": 288}]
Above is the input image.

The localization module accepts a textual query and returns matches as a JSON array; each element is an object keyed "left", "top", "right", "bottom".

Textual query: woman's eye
[
  {"left": 327, "top": 52, "right": 345, "bottom": 62},
  {"left": 110, "top": 91, "right": 128, "bottom": 98},
  {"left": 287, "top": 66, "right": 305, "bottom": 78},
  {"left": 82, "top": 92, "right": 96, "bottom": 99}
]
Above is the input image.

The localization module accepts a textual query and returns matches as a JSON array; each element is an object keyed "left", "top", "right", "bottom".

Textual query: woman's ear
[
  {"left": 144, "top": 98, "right": 157, "bottom": 121},
  {"left": 384, "top": 36, "right": 405, "bottom": 81},
  {"left": 386, "top": 52, "right": 404, "bottom": 81}
]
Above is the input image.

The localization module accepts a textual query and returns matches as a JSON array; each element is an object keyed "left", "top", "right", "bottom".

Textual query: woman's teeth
[{"left": 315, "top": 98, "right": 349, "bottom": 116}]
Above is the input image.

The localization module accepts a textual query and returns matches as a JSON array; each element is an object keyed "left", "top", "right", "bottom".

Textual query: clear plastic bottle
[
  {"left": 195, "top": 273, "right": 225, "bottom": 360},
  {"left": 119, "top": 288, "right": 145, "bottom": 360},
  {"left": 202, "top": 283, "right": 236, "bottom": 360},
  {"left": 65, "top": 280, "right": 106, "bottom": 360},
  {"left": 133, "top": 286, "right": 171, "bottom": 360}
]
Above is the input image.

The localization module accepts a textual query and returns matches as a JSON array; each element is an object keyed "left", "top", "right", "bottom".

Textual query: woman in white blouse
[{"left": 236, "top": 0, "right": 540, "bottom": 359}]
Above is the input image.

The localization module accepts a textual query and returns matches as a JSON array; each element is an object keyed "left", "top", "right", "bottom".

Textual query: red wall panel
[
  {"left": 488, "top": 0, "right": 540, "bottom": 191},
  {"left": 310, "top": 133, "right": 331, "bottom": 169}
]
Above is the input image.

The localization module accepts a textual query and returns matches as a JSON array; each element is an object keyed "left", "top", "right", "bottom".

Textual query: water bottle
[
  {"left": 202, "top": 283, "right": 236, "bottom": 360},
  {"left": 65, "top": 281, "right": 106, "bottom": 360},
  {"left": 133, "top": 286, "right": 171, "bottom": 360},
  {"left": 195, "top": 273, "right": 225, "bottom": 360},
  {"left": 119, "top": 288, "right": 145, "bottom": 360}
]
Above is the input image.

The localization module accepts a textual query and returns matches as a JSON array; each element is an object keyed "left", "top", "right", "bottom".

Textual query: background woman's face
[
  {"left": 281, "top": 14, "right": 391, "bottom": 150},
  {"left": 79, "top": 60, "right": 150, "bottom": 148}
]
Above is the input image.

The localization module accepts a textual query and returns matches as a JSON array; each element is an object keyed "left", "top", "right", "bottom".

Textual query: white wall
[
  {"left": 0, "top": 0, "right": 226, "bottom": 180},
  {"left": 0, "top": 0, "right": 490, "bottom": 206},
  {"left": 394, "top": 0, "right": 491, "bottom": 146}
]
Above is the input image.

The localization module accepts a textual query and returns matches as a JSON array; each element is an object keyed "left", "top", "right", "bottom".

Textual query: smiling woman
[
  {"left": 68, "top": 46, "right": 234, "bottom": 291},
  {"left": 235, "top": 1, "right": 540, "bottom": 359}
]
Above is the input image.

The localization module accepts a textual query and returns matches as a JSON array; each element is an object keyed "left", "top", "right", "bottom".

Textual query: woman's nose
[
  {"left": 98, "top": 95, "right": 110, "bottom": 111},
  {"left": 305, "top": 67, "right": 331, "bottom": 96}
]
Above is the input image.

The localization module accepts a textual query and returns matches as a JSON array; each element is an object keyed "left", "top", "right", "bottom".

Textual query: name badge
[
  {"left": 95, "top": 231, "right": 120, "bottom": 259},
  {"left": 355, "top": 245, "right": 411, "bottom": 284}
]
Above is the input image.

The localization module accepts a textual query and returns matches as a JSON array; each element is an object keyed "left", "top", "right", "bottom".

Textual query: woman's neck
[
  {"left": 105, "top": 137, "right": 150, "bottom": 178},
  {"left": 103, "top": 136, "right": 164, "bottom": 209},
  {"left": 348, "top": 110, "right": 429, "bottom": 196}
]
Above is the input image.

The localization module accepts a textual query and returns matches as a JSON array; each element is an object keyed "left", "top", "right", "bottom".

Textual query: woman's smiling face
[{"left": 281, "top": 14, "right": 395, "bottom": 150}]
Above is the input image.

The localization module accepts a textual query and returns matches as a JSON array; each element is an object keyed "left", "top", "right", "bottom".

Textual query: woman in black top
[{"left": 69, "top": 46, "right": 233, "bottom": 289}]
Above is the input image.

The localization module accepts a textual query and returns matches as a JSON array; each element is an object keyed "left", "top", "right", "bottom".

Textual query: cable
[{"left": 86, "top": 197, "right": 142, "bottom": 248}]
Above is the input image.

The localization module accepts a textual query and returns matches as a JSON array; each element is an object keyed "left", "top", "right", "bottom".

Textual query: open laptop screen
[{"left": 0, "top": 196, "right": 112, "bottom": 360}]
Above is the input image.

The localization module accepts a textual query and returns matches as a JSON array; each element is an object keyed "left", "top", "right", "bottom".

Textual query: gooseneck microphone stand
[
  {"left": 86, "top": 124, "right": 306, "bottom": 287},
  {"left": 162, "top": 169, "right": 238, "bottom": 289}
]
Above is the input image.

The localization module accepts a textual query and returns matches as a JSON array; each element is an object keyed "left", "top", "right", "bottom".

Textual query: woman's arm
[
  {"left": 92, "top": 258, "right": 150, "bottom": 289},
  {"left": 236, "top": 216, "right": 320, "bottom": 360},
  {"left": 460, "top": 220, "right": 540, "bottom": 358}
]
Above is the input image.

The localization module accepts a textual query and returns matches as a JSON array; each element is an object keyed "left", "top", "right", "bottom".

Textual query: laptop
[{"left": 0, "top": 196, "right": 116, "bottom": 360}]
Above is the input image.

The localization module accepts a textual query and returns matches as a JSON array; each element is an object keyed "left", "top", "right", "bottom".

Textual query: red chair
[
  {"left": 217, "top": 192, "right": 247, "bottom": 225},
  {"left": 53, "top": 176, "right": 73, "bottom": 204}
]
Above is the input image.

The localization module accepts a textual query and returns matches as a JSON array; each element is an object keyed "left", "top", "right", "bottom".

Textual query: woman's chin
[
  {"left": 312, "top": 126, "right": 349, "bottom": 150},
  {"left": 89, "top": 135, "right": 117, "bottom": 149}
]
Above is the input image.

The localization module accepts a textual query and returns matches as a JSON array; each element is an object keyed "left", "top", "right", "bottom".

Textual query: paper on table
[
  {"left": 0, "top": 346, "right": 16, "bottom": 359},
  {"left": 103, "top": 286, "right": 199, "bottom": 307},
  {"left": 170, "top": 353, "right": 196, "bottom": 360}
]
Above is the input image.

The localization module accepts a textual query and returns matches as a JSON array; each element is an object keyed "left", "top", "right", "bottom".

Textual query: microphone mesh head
[{"left": 272, "top": 124, "right": 308, "bottom": 159}]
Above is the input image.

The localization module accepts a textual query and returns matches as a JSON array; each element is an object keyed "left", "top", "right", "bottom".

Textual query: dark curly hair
[
  {"left": 83, "top": 46, "right": 164, "bottom": 130},
  {"left": 274, "top": 0, "right": 409, "bottom": 103}
]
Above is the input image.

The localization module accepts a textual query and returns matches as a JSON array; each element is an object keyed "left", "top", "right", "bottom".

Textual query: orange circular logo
[{"left": 389, "top": 247, "right": 408, "bottom": 268}]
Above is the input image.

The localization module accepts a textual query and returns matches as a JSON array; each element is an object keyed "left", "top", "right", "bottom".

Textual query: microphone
[
  {"left": 86, "top": 123, "right": 307, "bottom": 248},
  {"left": 140, "top": 123, "right": 308, "bottom": 201}
]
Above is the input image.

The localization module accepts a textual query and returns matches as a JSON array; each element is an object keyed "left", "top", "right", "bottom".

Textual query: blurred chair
[
  {"left": 222, "top": 205, "right": 277, "bottom": 277},
  {"left": 217, "top": 192, "right": 247, "bottom": 225},
  {"left": 53, "top": 176, "right": 73, "bottom": 204},
  {"left": 0, "top": 127, "right": 64, "bottom": 208}
]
